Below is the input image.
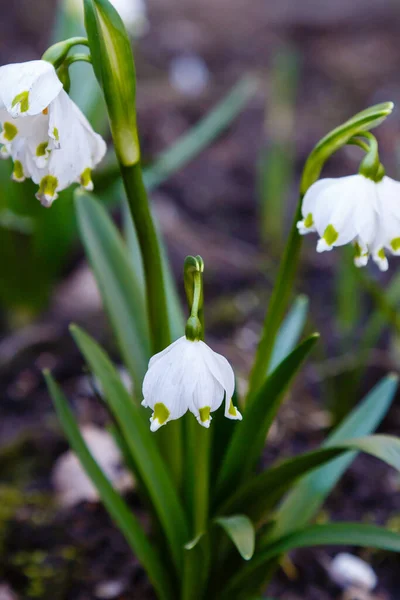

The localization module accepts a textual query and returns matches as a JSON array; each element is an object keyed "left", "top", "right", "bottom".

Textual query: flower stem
[
  {"left": 120, "top": 162, "right": 171, "bottom": 354},
  {"left": 120, "top": 163, "right": 183, "bottom": 487},
  {"left": 247, "top": 198, "right": 303, "bottom": 398}
]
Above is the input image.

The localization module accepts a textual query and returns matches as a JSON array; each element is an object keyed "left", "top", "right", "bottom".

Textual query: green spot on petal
[
  {"left": 12, "top": 91, "right": 29, "bottom": 113},
  {"left": 323, "top": 224, "right": 339, "bottom": 246},
  {"left": 13, "top": 160, "right": 24, "bottom": 181},
  {"left": 53, "top": 127, "right": 59, "bottom": 141},
  {"left": 153, "top": 402, "right": 170, "bottom": 425},
  {"left": 38, "top": 175, "right": 58, "bottom": 199},
  {"left": 80, "top": 167, "right": 93, "bottom": 189},
  {"left": 199, "top": 406, "right": 211, "bottom": 423},
  {"left": 304, "top": 213, "right": 313, "bottom": 228},
  {"left": 391, "top": 237, "right": 400, "bottom": 252},
  {"left": 378, "top": 247, "right": 386, "bottom": 260},
  {"left": 228, "top": 400, "right": 238, "bottom": 417},
  {"left": 36, "top": 142, "right": 49, "bottom": 157},
  {"left": 3, "top": 122, "right": 18, "bottom": 141}
]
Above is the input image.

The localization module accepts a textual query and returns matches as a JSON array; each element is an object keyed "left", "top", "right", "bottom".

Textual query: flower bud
[{"left": 84, "top": 0, "right": 140, "bottom": 165}]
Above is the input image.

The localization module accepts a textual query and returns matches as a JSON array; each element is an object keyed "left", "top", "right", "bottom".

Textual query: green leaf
[
  {"left": 215, "top": 515, "right": 255, "bottom": 560},
  {"left": 270, "top": 374, "right": 398, "bottom": 540},
  {"left": 44, "top": 371, "right": 175, "bottom": 600},
  {"left": 70, "top": 324, "right": 189, "bottom": 574},
  {"left": 268, "top": 295, "right": 309, "bottom": 374},
  {"left": 221, "top": 523, "right": 400, "bottom": 599},
  {"left": 75, "top": 190, "right": 150, "bottom": 393},
  {"left": 218, "top": 434, "right": 400, "bottom": 520},
  {"left": 215, "top": 334, "right": 319, "bottom": 502}
]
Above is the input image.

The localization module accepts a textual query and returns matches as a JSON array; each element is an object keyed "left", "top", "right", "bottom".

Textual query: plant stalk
[
  {"left": 120, "top": 162, "right": 171, "bottom": 354},
  {"left": 247, "top": 198, "right": 303, "bottom": 398}
]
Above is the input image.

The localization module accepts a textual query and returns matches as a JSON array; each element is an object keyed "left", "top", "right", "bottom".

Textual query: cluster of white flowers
[
  {"left": 0, "top": 60, "right": 106, "bottom": 206},
  {"left": 297, "top": 173, "right": 400, "bottom": 271},
  {"left": 142, "top": 336, "right": 242, "bottom": 431}
]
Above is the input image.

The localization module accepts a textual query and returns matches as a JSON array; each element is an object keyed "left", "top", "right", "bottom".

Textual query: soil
[{"left": 1, "top": 1, "right": 400, "bottom": 599}]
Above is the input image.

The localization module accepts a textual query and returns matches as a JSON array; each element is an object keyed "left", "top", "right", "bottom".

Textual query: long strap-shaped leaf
[
  {"left": 268, "top": 295, "right": 309, "bottom": 374},
  {"left": 44, "top": 371, "right": 175, "bottom": 600},
  {"left": 269, "top": 374, "right": 398, "bottom": 540},
  {"left": 217, "top": 434, "right": 400, "bottom": 520},
  {"left": 70, "top": 325, "right": 189, "bottom": 574},
  {"left": 221, "top": 523, "right": 400, "bottom": 599},
  {"left": 215, "top": 334, "right": 319, "bottom": 502},
  {"left": 75, "top": 191, "right": 150, "bottom": 394}
]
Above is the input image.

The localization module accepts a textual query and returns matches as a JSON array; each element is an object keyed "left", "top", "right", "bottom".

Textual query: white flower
[
  {"left": 0, "top": 60, "right": 106, "bottom": 206},
  {"left": 142, "top": 336, "right": 242, "bottom": 432},
  {"left": 297, "top": 173, "right": 400, "bottom": 271}
]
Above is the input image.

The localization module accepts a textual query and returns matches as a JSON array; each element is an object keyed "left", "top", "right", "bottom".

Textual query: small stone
[
  {"left": 0, "top": 584, "right": 18, "bottom": 600},
  {"left": 329, "top": 553, "right": 378, "bottom": 591},
  {"left": 94, "top": 580, "right": 126, "bottom": 599},
  {"left": 52, "top": 426, "right": 134, "bottom": 508},
  {"left": 169, "top": 54, "right": 210, "bottom": 97}
]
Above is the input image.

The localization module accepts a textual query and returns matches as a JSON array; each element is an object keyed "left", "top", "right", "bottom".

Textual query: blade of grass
[
  {"left": 221, "top": 523, "right": 400, "bottom": 600},
  {"left": 75, "top": 191, "right": 150, "bottom": 393},
  {"left": 70, "top": 325, "right": 189, "bottom": 575},
  {"left": 270, "top": 374, "right": 398, "bottom": 540},
  {"left": 215, "top": 334, "right": 319, "bottom": 502},
  {"left": 44, "top": 370, "right": 175, "bottom": 600}
]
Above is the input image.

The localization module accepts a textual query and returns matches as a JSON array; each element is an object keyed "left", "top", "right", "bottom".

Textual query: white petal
[
  {"left": 142, "top": 339, "right": 195, "bottom": 430},
  {"left": 0, "top": 60, "right": 62, "bottom": 117},
  {"left": 197, "top": 341, "right": 235, "bottom": 400},
  {"left": 373, "top": 176, "right": 400, "bottom": 256},
  {"left": 301, "top": 178, "right": 337, "bottom": 220},
  {"left": 44, "top": 90, "right": 106, "bottom": 192},
  {"left": 147, "top": 336, "right": 186, "bottom": 368},
  {"left": 353, "top": 237, "right": 369, "bottom": 268},
  {"left": 188, "top": 372, "right": 224, "bottom": 427},
  {"left": 313, "top": 175, "right": 370, "bottom": 248},
  {"left": 224, "top": 397, "right": 243, "bottom": 421},
  {"left": 372, "top": 248, "right": 389, "bottom": 272}
]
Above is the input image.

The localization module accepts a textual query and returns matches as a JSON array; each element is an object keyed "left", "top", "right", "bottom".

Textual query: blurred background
[{"left": 1, "top": 1, "right": 400, "bottom": 598}]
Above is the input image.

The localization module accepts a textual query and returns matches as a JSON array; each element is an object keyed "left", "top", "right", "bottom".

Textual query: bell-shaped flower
[
  {"left": 297, "top": 173, "right": 400, "bottom": 271},
  {"left": 142, "top": 336, "right": 242, "bottom": 432},
  {"left": 0, "top": 60, "right": 106, "bottom": 206}
]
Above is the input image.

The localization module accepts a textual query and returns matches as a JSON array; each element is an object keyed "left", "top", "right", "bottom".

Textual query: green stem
[
  {"left": 120, "top": 162, "right": 171, "bottom": 353},
  {"left": 247, "top": 199, "right": 303, "bottom": 398},
  {"left": 182, "top": 257, "right": 210, "bottom": 598},
  {"left": 120, "top": 163, "right": 183, "bottom": 488}
]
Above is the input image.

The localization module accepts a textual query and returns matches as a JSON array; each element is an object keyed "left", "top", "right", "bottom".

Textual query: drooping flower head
[
  {"left": 297, "top": 172, "right": 400, "bottom": 271},
  {"left": 142, "top": 255, "right": 242, "bottom": 432},
  {"left": 142, "top": 336, "right": 242, "bottom": 431},
  {"left": 0, "top": 59, "right": 106, "bottom": 206}
]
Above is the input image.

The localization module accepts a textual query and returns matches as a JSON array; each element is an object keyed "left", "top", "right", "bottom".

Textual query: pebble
[
  {"left": 169, "top": 54, "right": 210, "bottom": 97},
  {"left": 94, "top": 579, "right": 126, "bottom": 599},
  {"left": 329, "top": 553, "right": 378, "bottom": 591},
  {"left": 52, "top": 425, "right": 134, "bottom": 508}
]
